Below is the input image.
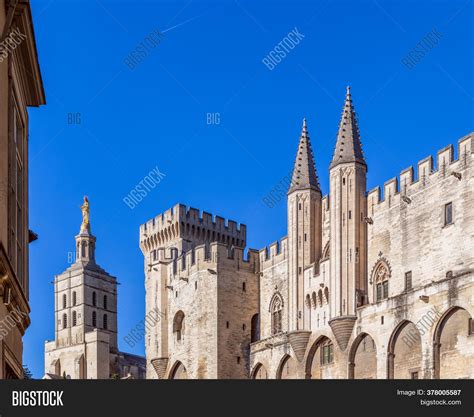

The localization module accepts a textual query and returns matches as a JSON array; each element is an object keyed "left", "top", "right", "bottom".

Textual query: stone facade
[
  {"left": 44, "top": 200, "right": 145, "bottom": 379},
  {"left": 141, "top": 88, "right": 473, "bottom": 379},
  {"left": 0, "top": 0, "right": 45, "bottom": 379}
]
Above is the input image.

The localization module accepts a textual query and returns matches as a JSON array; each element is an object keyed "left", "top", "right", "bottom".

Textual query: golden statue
[{"left": 80, "top": 196, "right": 90, "bottom": 233}]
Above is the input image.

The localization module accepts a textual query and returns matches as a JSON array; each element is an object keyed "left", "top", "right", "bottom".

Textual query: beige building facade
[
  {"left": 0, "top": 0, "right": 45, "bottom": 379},
  {"left": 44, "top": 199, "right": 145, "bottom": 379},
  {"left": 141, "top": 88, "right": 473, "bottom": 379}
]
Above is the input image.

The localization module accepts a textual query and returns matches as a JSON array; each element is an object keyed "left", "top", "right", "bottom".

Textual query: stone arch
[
  {"left": 348, "top": 332, "right": 377, "bottom": 379},
  {"left": 173, "top": 310, "right": 185, "bottom": 341},
  {"left": 311, "top": 292, "right": 317, "bottom": 309},
  {"left": 251, "top": 313, "right": 260, "bottom": 343},
  {"left": 387, "top": 320, "right": 422, "bottom": 379},
  {"left": 433, "top": 306, "right": 473, "bottom": 379},
  {"left": 51, "top": 358, "right": 61, "bottom": 376},
  {"left": 251, "top": 362, "right": 268, "bottom": 379},
  {"left": 276, "top": 354, "right": 298, "bottom": 379},
  {"left": 305, "top": 335, "right": 335, "bottom": 379},
  {"left": 317, "top": 289, "right": 323, "bottom": 307},
  {"left": 169, "top": 361, "right": 188, "bottom": 379},
  {"left": 322, "top": 241, "right": 330, "bottom": 259}
]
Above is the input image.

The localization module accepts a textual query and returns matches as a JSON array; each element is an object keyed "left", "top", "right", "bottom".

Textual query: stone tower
[
  {"left": 287, "top": 119, "right": 322, "bottom": 331},
  {"left": 140, "top": 204, "right": 256, "bottom": 379},
  {"left": 328, "top": 87, "right": 368, "bottom": 350},
  {"left": 45, "top": 198, "right": 145, "bottom": 379}
]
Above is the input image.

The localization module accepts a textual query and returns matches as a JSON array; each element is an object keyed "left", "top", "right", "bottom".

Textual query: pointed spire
[
  {"left": 330, "top": 86, "right": 366, "bottom": 169},
  {"left": 288, "top": 118, "right": 320, "bottom": 194}
]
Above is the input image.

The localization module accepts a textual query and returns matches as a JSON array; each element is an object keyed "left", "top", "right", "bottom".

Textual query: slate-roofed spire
[
  {"left": 288, "top": 118, "right": 320, "bottom": 194},
  {"left": 330, "top": 86, "right": 366, "bottom": 169}
]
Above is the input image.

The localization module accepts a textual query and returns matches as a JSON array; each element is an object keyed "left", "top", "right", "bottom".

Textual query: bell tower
[
  {"left": 45, "top": 197, "right": 119, "bottom": 379},
  {"left": 328, "top": 87, "right": 368, "bottom": 350},
  {"left": 287, "top": 119, "right": 322, "bottom": 331}
]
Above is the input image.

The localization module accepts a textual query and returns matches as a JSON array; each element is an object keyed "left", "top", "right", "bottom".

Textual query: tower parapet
[
  {"left": 367, "top": 133, "right": 473, "bottom": 215},
  {"left": 140, "top": 204, "right": 247, "bottom": 255}
]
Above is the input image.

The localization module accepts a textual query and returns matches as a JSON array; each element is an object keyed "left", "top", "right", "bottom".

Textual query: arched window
[
  {"left": 305, "top": 294, "right": 311, "bottom": 309},
  {"left": 251, "top": 313, "right": 259, "bottom": 343},
  {"left": 373, "top": 261, "right": 390, "bottom": 301},
  {"left": 92, "top": 311, "right": 97, "bottom": 327},
  {"left": 270, "top": 294, "right": 283, "bottom": 335},
  {"left": 103, "top": 295, "right": 107, "bottom": 310},
  {"left": 81, "top": 241, "right": 86, "bottom": 257},
  {"left": 311, "top": 292, "right": 317, "bottom": 309},
  {"left": 62, "top": 294, "right": 67, "bottom": 309},
  {"left": 63, "top": 313, "right": 67, "bottom": 329},
  {"left": 92, "top": 291, "right": 97, "bottom": 307},
  {"left": 173, "top": 311, "right": 185, "bottom": 341},
  {"left": 72, "top": 291, "right": 77, "bottom": 306},
  {"left": 324, "top": 287, "right": 329, "bottom": 304},
  {"left": 103, "top": 314, "right": 108, "bottom": 330},
  {"left": 318, "top": 289, "right": 323, "bottom": 307},
  {"left": 72, "top": 311, "right": 77, "bottom": 326}
]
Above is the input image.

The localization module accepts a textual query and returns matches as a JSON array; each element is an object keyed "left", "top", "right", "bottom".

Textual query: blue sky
[{"left": 25, "top": 0, "right": 472, "bottom": 377}]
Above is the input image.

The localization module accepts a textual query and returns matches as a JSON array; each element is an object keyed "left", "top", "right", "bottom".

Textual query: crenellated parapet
[
  {"left": 139, "top": 203, "right": 247, "bottom": 253},
  {"left": 367, "top": 133, "right": 473, "bottom": 215},
  {"left": 259, "top": 237, "right": 288, "bottom": 269},
  {"left": 160, "top": 242, "right": 259, "bottom": 281}
]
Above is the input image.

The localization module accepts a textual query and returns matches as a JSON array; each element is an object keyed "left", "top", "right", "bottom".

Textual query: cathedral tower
[
  {"left": 45, "top": 197, "right": 145, "bottom": 379},
  {"left": 287, "top": 119, "right": 322, "bottom": 331},
  {"left": 328, "top": 87, "right": 368, "bottom": 350}
]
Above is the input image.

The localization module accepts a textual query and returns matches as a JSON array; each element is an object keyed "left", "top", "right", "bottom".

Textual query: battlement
[
  {"left": 259, "top": 236, "right": 288, "bottom": 268},
  {"left": 157, "top": 242, "right": 259, "bottom": 279},
  {"left": 367, "top": 133, "right": 473, "bottom": 211},
  {"left": 139, "top": 203, "right": 247, "bottom": 252}
]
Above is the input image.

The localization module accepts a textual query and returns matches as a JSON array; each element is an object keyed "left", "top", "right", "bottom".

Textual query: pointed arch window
[
  {"left": 72, "top": 311, "right": 77, "bottom": 326},
  {"left": 92, "top": 311, "right": 97, "bottom": 327},
  {"left": 103, "top": 295, "right": 108, "bottom": 310},
  {"left": 373, "top": 261, "right": 390, "bottom": 301},
  {"left": 92, "top": 291, "right": 97, "bottom": 307},
  {"left": 63, "top": 313, "right": 67, "bottom": 329},
  {"left": 62, "top": 294, "right": 67, "bottom": 309},
  {"left": 270, "top": 294, "right": 283, "bottom": 335},
  {"left": 103, "top": 314, "right": 108, "bottom": 330},
  {"left": 72, "top": 291, "right": 77, "bottom": 306}
]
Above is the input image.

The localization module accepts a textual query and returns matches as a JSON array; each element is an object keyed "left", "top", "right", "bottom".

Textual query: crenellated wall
[
  {"left": 140, "top": 204, "right": 247, "bottom": 255},
  {"left": 366, "top": 133, "right": 473, "bottom": 300}
]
